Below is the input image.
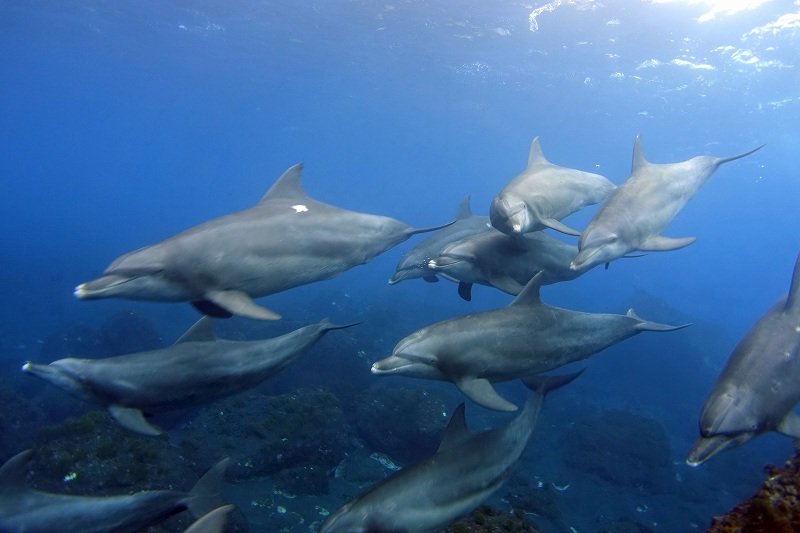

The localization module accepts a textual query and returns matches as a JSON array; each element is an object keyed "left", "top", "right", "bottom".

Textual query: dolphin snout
[{"left": 74, "top": 274, "right": 133, "bottom": 299}]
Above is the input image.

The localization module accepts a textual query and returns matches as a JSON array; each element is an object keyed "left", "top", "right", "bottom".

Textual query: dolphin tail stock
[
  {"left": 626, "top": 309, "right": 691, "bottom": 332},
  {"left": 521, "top": 369, "right": 584, "bottom": 397},
  {"left": 716, "top": 143, "right": 765, "bottom": 166},
  {"left": 185, "top": 458, "right": 230, "bottom": 520}
]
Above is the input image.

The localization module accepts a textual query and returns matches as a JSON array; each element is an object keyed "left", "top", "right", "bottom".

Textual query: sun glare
[{"left": 648, "top": 0, "right": 774, "bottom": 22}]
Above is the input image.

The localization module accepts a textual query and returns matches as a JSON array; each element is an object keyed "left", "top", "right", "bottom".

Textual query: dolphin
[
  {"left": 428, "top": 229, "right": 590, "bottom": 301},
  {"left": 389, "top": 195, "right": 492, "bottom": 285},
  {"left": 319, "top": 371, "right": 581, "bottom": 533},
  {"left": 184, "top": 505, "right": 235, "bottom": 533},
  {"left": 489, "top": 136, "right": 615, "bottom": 237},
  {"left": 0, "top": 450, "right": 229, "bottom": 533},
  {"left": 687, "top": 251, "right": 800, "bottom": 466},
  {"left": 75, "top": 164, "right": 451, "bottom": 320},
  {"left": 570, "top": 136, "right": 763, "bottom": 272},
  {"left": 373, "top": 273, "right": 688, "bottom": 411},
  {"left": 23, "top": 317, "right": 357, "bottom": 435}
]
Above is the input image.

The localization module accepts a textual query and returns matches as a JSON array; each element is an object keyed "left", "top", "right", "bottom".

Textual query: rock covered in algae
[
  {"left": 709, "top": 441, "right": 800, "bottom": 532},
  {"left": 443, "top": 504, "right": 539, "bottom": 532}
]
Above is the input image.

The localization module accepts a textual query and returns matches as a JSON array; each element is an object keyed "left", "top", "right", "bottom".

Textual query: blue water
[{"left": 2, "top": 1, "right": 799, "bottom": 531}]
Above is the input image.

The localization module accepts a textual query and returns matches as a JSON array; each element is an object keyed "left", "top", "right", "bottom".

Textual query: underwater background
[{"left": 1, "top": 1, "right": 799, "bottom": 531}]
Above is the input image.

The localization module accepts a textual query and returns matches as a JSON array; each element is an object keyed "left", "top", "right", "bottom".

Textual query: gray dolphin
[
  {"left": 75, "top": 164, "right": 450, "bottom": 320},
  {"left": 23, "top": 316, "right": 357, "bottom": 435},
  {"left": 389, "top": 195, "right": 492, "bottom": 285},
  {"left": 373, "top": 273, "right": 688, "bottom": 411},
  {"left": 490, "top": 136, "right": 615, "bottom": 237},
  {"left": 319, "top": 372, "right": 580, "bottom": 533},
  {"left": 0, "top": 450, "right": 229, "bottom": 533},
  {"left": 184, "top": 505, "right": 235, "bottom": 533},
  {"left": 687, "top": 251, "right": 800, "bottom": 466},
  {"left": 570, "top": 136, "right": 763, "bottom": 271},
  {"left": 428, "top": 229, "right": 589, "bottom": 301}
]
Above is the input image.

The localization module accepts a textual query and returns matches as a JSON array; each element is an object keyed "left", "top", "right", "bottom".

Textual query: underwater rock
[
  {"left": 274, "top": 464, "right": 329, "bottom": 497},
  {"left": 708, "top": 440, "right": 800, "bottom": 531},
  {"left": 333, "top": 451, "right": 390, "bottom": 488},
  {"left": 180, "top": 388, "right": 353, "bottom": 481},
  {"left": 503, "top": 477, "right": 561, "bottom": 520},
  {"left": 0, "top": 386, "right": 48, "bottom": 464},
  {"left": 596, "top": 516, "right": 656, "bottom": 533},
  {"left": 97, "top": 309, "right": 163, "bottom": 356},
  {"left": 562, "top": 409, "right": 673, "bottom": 492},
  {"left": 443, "top": 504, "right": 538, "bottom": 532},
  {"left": 352, "top": 385, "right": 451, "bottom": 463}
]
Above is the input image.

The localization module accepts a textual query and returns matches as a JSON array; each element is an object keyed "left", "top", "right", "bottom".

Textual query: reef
[
  {"left": 179, "top": 388, "right": 353, "bottom": 485},
  {"left": 708, "top": 441, "right": 800, "bottom": 532},
  {"left": 561, "top": 409, "right": 673, "bottom": 492},
  {"left": 503, "top": 476, "right": 562, "bottom": 520},
  {"left": 352, "top": 385, "right": 451, "bottom": 463},
  {"left": 443, "top": 504, "right": 539, "bottom": 532}
]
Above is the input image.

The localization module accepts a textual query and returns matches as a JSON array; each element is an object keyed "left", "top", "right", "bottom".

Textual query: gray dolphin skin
[
  {"left": 687, "top": 251, "right": 800, "bottom": 467},
  {"left": 490, "top": 136, "right": 615, "bottom": 237},
  {"left": 570, "top": 136, "right": 763, "bottom": 272},
  {"left": 75, "top": 164, "right": 450, "bottom": 320},
  {"left": 428, "top": 229, "right": 589, "bottom": 301},
  {"left": 373, "top": 273, "right": 689, "bottom": 411},
  {"left": 23, "top": 317, "right": 357, "bottom": 435},
  {"left": 319, "top": 372, "right": 581, "bottom": 533},
  {"left": 389, "top": 195, "right": 492, "bottom": 285},
  {"left": 184, "top": 505, "right": 235, "bottom": 533},
  {"left": 0, "top": 450, "right": 229, "bottom": 533}
]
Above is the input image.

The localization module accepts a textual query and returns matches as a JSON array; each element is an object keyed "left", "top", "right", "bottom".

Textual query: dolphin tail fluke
[
  {"left": 184, "top": 505, "right": 235, "bottom": 533},
  {"left": 186, "top": 458, "right": 230, "bottom": 520},
  {"left": 521, "top": 369, "right": 584, "bottom": 396},
  {"left": 717, "top": 144, "right": 765, "bottom": 166},
  {"left": 627, "top": 309, "right": 691, "bottom": 332}
]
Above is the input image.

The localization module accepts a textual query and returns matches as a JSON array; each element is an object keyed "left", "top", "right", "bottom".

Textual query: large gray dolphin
[
  {"left": 389, "top": 195, "right": 492, "bottom": 285},
  {"left": 428, "top": 229, "right": 590, "bottom": 301},
  {"left": 489, "top": 136, "right": 615, "bottom": 237},
  {"left": 23, "top": 316, "right": 357, "bottom": 435},
  {"left": 0, "top": 450, "right": 229, "bottom": 533},
  {"left": 75, "top": 164, "right": 450, "bottom": 320},
  {"left": 687, "top": 251, "right": 800, "bottom": 466},
  {"left": 570, "top": 136, "right": 763, "bottom": 271},
  {"left": 373, "top": 273, "right": 688, "bottom": 411},
  {"left": 319, "top": 372, "right": 580, "bottom": 533}
]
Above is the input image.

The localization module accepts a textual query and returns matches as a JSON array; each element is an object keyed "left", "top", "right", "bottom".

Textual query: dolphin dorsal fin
[
  {"left": 454, "top": 195, "right": 473, "bottom": 220},
  {"left": 510, "top": 272, "right": 544, "bottom": 306},
  {"left": 527, "top": 137, "right": 549, "bottom": 167},
  {"left": 0, "top": 450, "right": 33, "bottom": 495},
  {"left": 175, "top": 316, "right": 217, "bottom": 344},
  {"left": 631, "top": 135, "right": 649, "bottom": 173},
  {"left": 259, "top": 164, "right": 309, "bottom": 204},
  {"left": 436, "top": 404, "right": 471, "bottom": 453},
  {"left": 785, "top": 251, "right": 800, "bottom": 313}
]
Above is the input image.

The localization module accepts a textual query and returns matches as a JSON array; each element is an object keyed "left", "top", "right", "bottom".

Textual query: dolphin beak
[
  {"left": 74, "top": 274, "right": 135, "bottom": 299},
  {"left": 686, "top": 434, "right": 737, "bottom": 467},
  {"left": 570, "top": 247, "right": 600, "bottom": 271}
]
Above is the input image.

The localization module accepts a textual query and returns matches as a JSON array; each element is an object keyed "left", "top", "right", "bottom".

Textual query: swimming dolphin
[
  {"left": 319, "top": 371, "right": 581, "bottom": 533},
  {"left": 389, "top": 195, "right": 492, "bottom": 285},
  {"left": 570, "top": 136, "right": 763, "bottom": 271},
  {"left": 428, "top": 229, "right": 589, "bottom": 301},
  {"left": 687, "top": 251, "right": 800, "bottom": 466},
  {"left": 23, "top": 317, "right": 357, "bottom": 435},
  {"left": 184, "top": 505, "right": 235, "bottom": 533},
  {"left": 373, "top": 273, "right": 688, "bottom": 411},
  {"left": 0, "top": 450, "right": 229, "bottom": 533},
  {"left": 75, "top": 164, "right": 450, "bottom": 320},
  {"left": 489, "top": 137, "right": 615, "bottom": 237}
]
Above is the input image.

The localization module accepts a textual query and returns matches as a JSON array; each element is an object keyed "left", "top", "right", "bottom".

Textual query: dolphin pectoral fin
[
  {"left": 778, "top": 412, "right": 800, "bottom": 439},
  {"left": 458, "top": 282, "right": 473, "bottom": 302},
  {"left": 454, "top": 377, "right": 517, "bottom": 412},
  {"left": 108, "top": 405, "right": 163, "bottom": 436},
  {"left": 489, "top": 275, "right": 525, "bottom": 296},
  {"left": 638, "top": 235, "right": 696, "bottom": 252},
  {"left": 192, "top": 300, "right": 234, "bottom": 319},
  {"left": 423, "top": 275, "right": 439, "bottom": 283},
  {"left": 204, "top": 290, "right": 281, "bottom": 321},
  {"left": 540, "top": 218, "right": 581, "bottom": 237}
]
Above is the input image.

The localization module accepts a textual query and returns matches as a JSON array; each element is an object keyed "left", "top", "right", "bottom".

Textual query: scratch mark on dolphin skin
[{"left": 291, "top": 204, "right": 308, "bottom": 213}]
